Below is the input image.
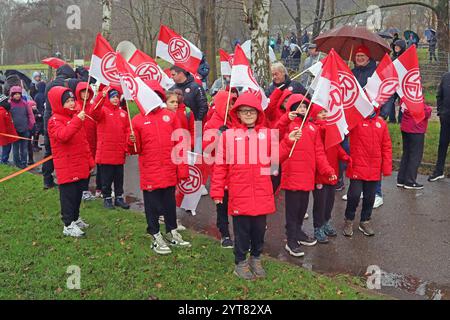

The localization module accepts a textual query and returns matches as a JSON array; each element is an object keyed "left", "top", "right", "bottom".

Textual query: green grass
[
  {"left": 0, "top": 63, "right": 48, "bottom": 71},
  {"left": 0, "top": 165, "right": 380, "bottom": 300}
]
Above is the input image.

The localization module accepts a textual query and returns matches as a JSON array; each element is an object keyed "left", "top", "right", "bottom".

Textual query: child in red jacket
[
  {"left": 0, "top": 94, "right": 18, "bottom": 158},
  {"left": 276, "top": 94, "right": 337, "bottom": 257},
  {"left": 344, "top": 111, "right": 392, "bottom": 237},
  {"left": 90, "top": 88, "right": 130, "bottom": 210},
  {"left": 47, "top": 87, "right": 94, "bottom": 237},
  {"left": 311, "top": 105, "right": 351, "bottom": 243},
  {"left": 128, "top": 94, "right": 191, "bottom": 255}
]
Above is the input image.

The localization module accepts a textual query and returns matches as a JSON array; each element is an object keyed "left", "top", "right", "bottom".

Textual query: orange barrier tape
[
  {"left": 0, "top": 156, "right": 53, "bottom": 183},
  {"left": 0, "top": 133, "right": 33, "bottom": 141}
]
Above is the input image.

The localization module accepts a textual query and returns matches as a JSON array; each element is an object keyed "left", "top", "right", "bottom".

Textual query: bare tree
[
  {"left": 279, "top": 0, "right": 302, "bottom": 41},
  {"left": 101, "top": 0, "right": 113, "bottom": 41}
]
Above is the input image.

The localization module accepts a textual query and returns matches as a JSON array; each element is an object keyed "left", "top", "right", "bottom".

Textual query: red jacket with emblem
[
  {"left": 75, "top": 82, "right": 97, "bottom": 158},
  {"left": 277, "top": 95, "right": 336, "bottom": 191},
  {"left": 265, "top": 88, "right": 292, "bottom": 128},
  {"left": 47, "top": 87, "right": 94, "bottom": 185},
  {"left": 90, "top": 89, "right": 130, "bottom": 165},
  {"left": 210, "top": 92, "right": 287, "bottom": 217},
  {"left": 128, "top": 107, "right": 189, "bottom": 191},
  {"left": 0, "top": 106, "right": 18, "bottom": 146},
  {"left": 346, "top": 114, "right": 392, "bottom": 181}
]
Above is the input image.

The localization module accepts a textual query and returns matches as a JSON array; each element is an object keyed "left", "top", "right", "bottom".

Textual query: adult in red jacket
[
  {"left": 128, "top": 102, "right": 190, "bottom": 255},
  {"left": 90, "top": 88, "right": 130, "bottom": 210},
  {"left": 276, "top": 94, "right": 336, "bottom": 257},
  {"left": 310, "top": 105, "right": 351, "bottom": 243},
  {"left": 0, "top": 94, "right": 18, "bottom": 149},
  {"left": 344, "top": 111, "right": 392, "bottom": 237},
  {"left": 47, "top": 86, "right": 94, "bottom": 237},
  {"left": 211, "top": 92, "right": 287, "bottom": 280}
]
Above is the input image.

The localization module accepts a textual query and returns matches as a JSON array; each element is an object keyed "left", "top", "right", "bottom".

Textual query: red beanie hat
[{"left": 354, "top": 45, "right": 371, "bottom": 58}]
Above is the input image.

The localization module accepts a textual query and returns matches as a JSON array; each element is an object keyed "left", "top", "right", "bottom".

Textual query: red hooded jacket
[
  {"left": 346, "top": 114, "right": 392, "bottom": 181},
  {"left": 278, "top": 95, "right": 336, "bottom": 191},
  {"left": 47, "top": 87, "right": 94, "bottom": 185},
  {"left": 90, "top": 89, "right": 130, "bottom": 165},
  {"left": 265, "top": 88, "right": 292, "bottom": 128},
  {"left": 0, "top": 105, "right": 18, "bottom": 146},
  {"left": 128, "top": 107, "right": 189, "bottom": 191},
  {"left": 75, "top": 82, "right": 97, "bottom": 159}
]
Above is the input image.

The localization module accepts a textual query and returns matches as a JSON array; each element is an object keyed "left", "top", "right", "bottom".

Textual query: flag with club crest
[
  {"left": 90, "top": 33, "right": 121, "bottom": 90},
  {"left": 175, "top": 152, "right": 204, "bottom": 212}
]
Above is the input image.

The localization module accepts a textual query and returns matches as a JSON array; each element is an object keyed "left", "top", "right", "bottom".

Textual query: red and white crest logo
[
  {"left": 168, "top": 37, "right": 191, "bottom": 63},
  {"left": 135, "top": 62, "right": 162, "bottom": 82},
  {"left": 101, "top": 52, "right": 120, "bottom": 86},
  {"left": 377, "top": 77, "right": 398, "bottom": 104},
  {"left": 121, "top": 74, "right": 139, "bottom": 99},
  {"left": 178, "top": 165, "right": 203, "bottom": 195},
  {"left": 338, "top": 71, "right": 358, "bottom": 110},
  {"left": 327, "top": 81, "right": 344, "bottom": 125},
  {"left": 402, "top": 68, "right": 423, "bottom": 103}
]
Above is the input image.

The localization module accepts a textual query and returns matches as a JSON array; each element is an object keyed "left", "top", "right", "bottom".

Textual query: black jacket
[
  {"left": 171, "top": 74, "right": 209, "bottom": 121},
  {"left": 437, "top": 72, "right": 450, "bottom": 120},
  {"left": 265, "top": 75, "right": 307, "bottom": 97},
  {"left": 352, "top": 59, "right": 377, "bottom": 88}
]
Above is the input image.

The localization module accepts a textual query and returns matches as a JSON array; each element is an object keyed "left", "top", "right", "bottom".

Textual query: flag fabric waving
[
  {"left": 156, "top": 25, "right": 203, "bottom": 75},
  {"left": 42, "top": 57, "right": 66, "bottom": 70},
  {"left": 175, "top": 152, "right": 204, "bottom": 212},
  {"left": 90, "top": 33, "right": 121, "bottom": 90},
  {"left": 128, "top": 49, "right": 175, "bottom": 90},
  {"left": 310, "top": 49, "right": 348, "bottom": 150},
  {"left": 115, "top": 53, "right": 163, "bottom": 116},
  {"left": 365, "top": 53, "right": 399, "bottom": 108},
  {"left": 393, "top": 45, "right": 425, "bottom": 123},
  {"left": 219, "top": 49, "right": 233, "bottom": 76},
  {"left": 229, "top": 44, "right": 268, "bottom": 109}
]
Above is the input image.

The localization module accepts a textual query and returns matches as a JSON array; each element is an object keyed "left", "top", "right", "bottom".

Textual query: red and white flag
[
  {"left": 393, "top": 45, "right": 425, "bottom": 123},
  {"left": 128, "top": 50, "right": 175, "bottom": 90},
  {"left": 334, "top": 53, "right": 374, "bottom": 130},
  {"left": 310, "top": 49, "right": 348, "bottom": 150},
  {"left": 42, "top": 57, "right": 66, "bottom": 70},
  {"left": 229, "top": 44, "right": 268, "bottom": 109},
  {"left": 90, "top": 33, "right": 121, "bottom": 90},
  {"left": 115, "top": 54, "right": 163, "bottom": 116},
  {"left": 219, "top": 49, "right": 233, "bottom": 76},
  {"left": 156, "top": 25, "right": 203, "bottom": 75},
  {"left": 176, "top": 152, "right": 204, "bottom": 212},
  {"left": 365, "top": 53, "right": 399, "bottom": 108}
]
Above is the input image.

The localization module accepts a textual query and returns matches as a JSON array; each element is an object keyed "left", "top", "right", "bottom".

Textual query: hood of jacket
[
  {"left": 48, "top": 86, "right": 77, "bottom": 118},
  {"left": 56, "top": 64, "right": 76, "bottom": 79},
  {"left": 230, "top": 92, "right": 266, "bottom": 128},
  {"left": 75, "top": 82, "right": 94, "bottom": 102}
]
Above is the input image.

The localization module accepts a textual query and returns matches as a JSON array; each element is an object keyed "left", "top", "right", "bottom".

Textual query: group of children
[{"left": 1, "top": 68, "right": 393, "bottom": 281}]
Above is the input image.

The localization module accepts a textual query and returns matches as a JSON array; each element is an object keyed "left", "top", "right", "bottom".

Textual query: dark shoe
[
  {"left": 298, "top": 231, "right": 317, "bottom": 247},
  {"left": 314, "top": 227, "right": 329, "bottom": 244},
  {"left": 428, "top": 172, "right": 445, "bottom": 182},
  {"left": 32, "top": 146, "right": 42, "bottom": 152},
  {"left": 43, "top": 183, "right": 57, "bottom": 190},
  {"left": 114, "top": 197, "right": 130, "bottom": 209},
  {"left": 234, "top": 260, "right": 256, "bottom": 280},
  {"left": 404, "top": 183, "right": 424, "bottom": 190},
  {"left": 104, "top": 198, "right": 115, "bottom": 210},
  {"left": 221, "top": 237, "right": 233, "bottom": 249},
  {"left": 27, "top": 161, "right": 34, "bottom": 166},
  {"left": 335, "top": 182, "right": 345, "bottom": 191},
  {"left": 323, "top": 221, "right": 337, "bottom": 237},
  {"left": 249, "top": 256, "right": 266, "bottom": 278},
  {"left": 359, "top": 221, "right": 375, "bottom": 236},
  {"left": 285, "top": 242, "right": 305, "bottom": 257}
]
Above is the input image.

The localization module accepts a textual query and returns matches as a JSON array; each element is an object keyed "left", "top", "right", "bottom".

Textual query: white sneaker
[
  {"left": 63, "top": 222, "right": 85, "bottom": 238},
  {"left": 373, "top": 195, "right": 384, "bottom": 209},
  {"left": 82, "top": 191, "right": 95, "bottom": 201},
  {"left": 342, "top": 193, "right": 363, "bottom": 201},
  {"left": 176, "top": 219, "right": 187, "bottom": 231},
  {"left": 304, "top": 213, "right": 309, "bottom": 220},
  {"left": 201, "top": 186, "right": 209, "bottom": 196},
  {"left": 165, "top": 230, "right": 191, "bottom": 247},
  {"left": 186, "top": 210, "right": 197, "bottom": 216},
  {"left": 152, "top": 232, "right": 172, "bottom": 255},
  {"left": 75, "top": 218, "right": 89, "bottom": 229}
]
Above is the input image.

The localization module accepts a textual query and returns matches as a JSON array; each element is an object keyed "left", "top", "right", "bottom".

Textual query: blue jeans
[
  {"left": 1, "top": 144, "right": 12, "bottom": 164},
  {"left": 376, "top": 180, "right": 382, "bottom": 197},
  {"left": 12, "top": 131, "right": 30, "bottom": 168}
]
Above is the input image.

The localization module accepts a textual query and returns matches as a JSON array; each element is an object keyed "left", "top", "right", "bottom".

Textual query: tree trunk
[
  {"left": 295, "top": 0, "right": 302, "bottom": 46},
  {"left": 436, "top": 0, "right": 449, "bottom": 69},
  {"left": 330, "top": 0, "right": 335, "bottom": 29},
  {"left": 101, "top": 0, "right": 113, "bottom": 42},
  {"left": 250, "top": 0, "right": 271, "bottom": 87},
  {"left": 313, "top": 0, "right": 321, "bottom": 38},
  {"left": 205, "top": 0, "right": 217, "bottom": 85}
]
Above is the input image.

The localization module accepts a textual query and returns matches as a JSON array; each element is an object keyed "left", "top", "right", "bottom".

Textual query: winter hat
[
  {"left": 61, "top": 90, "right": 75, "bottom": 105},
  {"left": 108, "top": 89, "right": 120, "bottom": 100},
  {"left": 309, "top": 104, "right": 325, "bottom": 120},
  {"left": 32, "top": 71, "right": 41, "bottom": 79},
  {"left": 10, "top": 86, "right": 22, "bottom": 97},
  {"left": 354, "top": 45, "right": 371, "bottom": 58}
]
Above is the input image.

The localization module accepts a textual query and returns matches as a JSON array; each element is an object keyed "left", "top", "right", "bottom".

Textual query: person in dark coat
[
  {"left": 32, "top": 81, "right": 46, "bottom": 151},
  {"left": 170, "top": 66, "right": 209, "bottom": 121},
  {"left": 265, "top": 62, "right": 307, "bottom": 97},
  {"left": 197, "top": 54, "right": 210, "bottom": 91},
  {"left": 43, "top": 64, "right": 84, "bottom": 189},
  {"left": 428, "top": 34, "right": 438, "bottom": 62}
]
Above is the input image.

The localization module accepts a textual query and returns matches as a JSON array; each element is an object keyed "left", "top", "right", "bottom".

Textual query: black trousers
[
  {"left": 435, "top": 117, "right": 450, "bottom": 175},
  {"left": 285, "top": 190, "right": 309, "bottom": 245},
  {"left": 398, "top": 132, "right": 424, "bottom": 185},
  {"left": 42, "top": 133, "right": 55, "bottom": 186},
  {"left": 312, "top": 184, "right": 336, "bottom": 229},
  {"left": 233, "top": 215, "right": 267, "bottom": 264},
  {"left": 216, "top": 191, "right": 230, "bottom": 238},
  {"left": 345, "top": 180, "right": 378, "bottom": 222},
  {"left": 143, "top": 187, "right": 177, "bottom": 235},
  {"left": 271, "top": 165, "right": 282, "bottom": 193},
  {"left": 82, "top": 165, "right": 102, "bottom": 192},
  {"left": 59, "top": 179, "right": 87, "bottom": 227},
  {"left": 99, "top": 164, "right": 124, "bottom": 198}
]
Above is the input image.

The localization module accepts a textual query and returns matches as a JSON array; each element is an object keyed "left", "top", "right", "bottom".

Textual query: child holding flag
[{"left": 47, "top": 87, "right": 93, "bottom": 237}]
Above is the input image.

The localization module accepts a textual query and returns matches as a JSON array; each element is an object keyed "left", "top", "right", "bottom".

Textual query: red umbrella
[
  {"left": 42, "top": 57, "right": 67, "bottom": 69},
  {"left": 314, "top": 25, "right": 391, "bottom": 61}
]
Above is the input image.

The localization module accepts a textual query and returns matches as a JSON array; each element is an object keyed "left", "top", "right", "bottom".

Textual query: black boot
[
  {"left": 114, "top": 196, "right": 130, "bottom": 210},
  {"left": 104, "top": 197, "right": 115, "bottom": 210}
]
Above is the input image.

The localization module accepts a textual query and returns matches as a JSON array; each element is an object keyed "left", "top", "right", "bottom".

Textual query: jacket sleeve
[
  {"left": 210, "top": 133, "right": 228, "bottom": 200},
  {"left": 314, "top": 133, "right": 335, "bottom": 177},
  {"left": 379, "top": 94, "right": 396, "bottom": 119},
  {"left": 381, "top": 124, "right": 393, "bottom": 177},
  {"left": 265, "top": 88, "right": 283, "bottom": 125},
  {"left": 27, "top": 104, "right": 36, "bottom": 130},
  {"left": 195, "top": 85, "right": 209, "bottom": 121},
  {"left": 278, "top": 133, "right": 295, "bottom": 165},
  {"left": 89, "top": 94, "right": 105, "bottom": 121},
  {"left": 127, "top": 117, "right": 141, "bottom": 155},
  {"left": 48, "top": 115, "right": 82, "bottom": 144},
  {"left": 274, "top": 113, "right": 292, "bottom": 140}
]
